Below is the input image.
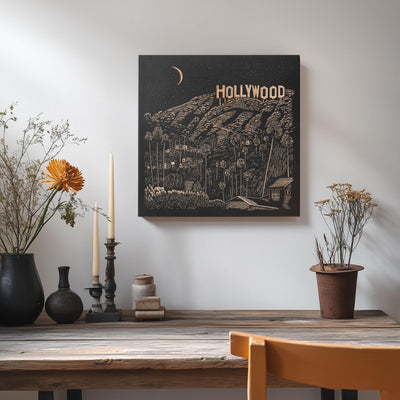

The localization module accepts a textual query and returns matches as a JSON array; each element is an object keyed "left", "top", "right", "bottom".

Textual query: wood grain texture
[
  {"left": 0, "top": 310, "right": 398, "bottom": 390},
  {"left": 0, "top": 369, "right": 307, "bottom": 391},
  {"left": 33, "top": 309, "right": 396, "bottom": 328}
]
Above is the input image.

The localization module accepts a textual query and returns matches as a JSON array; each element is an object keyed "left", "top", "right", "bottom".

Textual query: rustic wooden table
[{"left": 0, "top": 310, "right": 399, "bottom": 400}]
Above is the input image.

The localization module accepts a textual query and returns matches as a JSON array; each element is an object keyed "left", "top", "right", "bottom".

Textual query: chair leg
[
  {"left": 342, "top": 390, "right": 358, "bottom": 400},
  {"left": 38, "top": 392, "right": 54, "bottom": 400},
  {"left": 321, "top": 388, "right": 335, "bottom": 400},
  {"left": 67, "top": 389, "right": 83, "bottom": 400}
]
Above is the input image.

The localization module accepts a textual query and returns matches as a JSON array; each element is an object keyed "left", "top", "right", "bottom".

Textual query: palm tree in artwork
[
  {"left": 218, "top": 181, "right": 226, "bottom": 202},
  {"left": 200, "top": 144, "right": 211, "bottom": 193},
  {"left": 215, "top": 161, "right": 219, "bottom": 181},
  {"left": 198, "top": 158, "right": 204, "bottom": 182},
  {"left": 219, "top": 160, "right": 227, "bottom": 191},
  {"left": 168, "top": 132, "right": 175, "bottom": 150},
  {"left": 242, "top": 146, "right": 249, "bottom": 167},
  {"left": 224, "top": 168, "right": 232, "bottom": 199},
  {"left": 220, "top": 160, "right": 227, "bottom": 169},
  {"left": 243, "top": 171, "right": 251, "bottom": 197},
  {"left": 145, "top": 131, "right": 154, "bottom": 186},
  {"left": 152, "top": 126, "right": 163, "bottom": 187},
  {"left": 161, "top": 133, "right": 169, "bottom": 186},
  {"left": 259, "top": 143, "right": 267, "bottom": 161},
  {"left": 228, "top": 165, "right": 235, "bottom": 197},
  {"left": 253, "top": 137, "right": 260, "bottom": 156},
  {"left": 237, "top": 158, "right": 245, "bottom": 195},
  {"left": 260, "top": 135, "right": 269, "bottom": 161},
  {"left": 230, "top": 136, "right": 238, "bottom": 163},
  {"left": 178, "top": 136, "right": 182, "bottom": 163},
  {"left": 206, "top": 168, "right": 213, "bottom": 189},
  {"left": 281, "top": 133, "right": 293, "bottom": 178},
  {"left": 261, "top": 120, "right": 283, "bottom": 198}
]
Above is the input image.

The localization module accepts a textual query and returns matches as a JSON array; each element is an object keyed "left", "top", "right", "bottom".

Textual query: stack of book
[{"left": 134, "top": 296, "right": 165, "bottom": 320}]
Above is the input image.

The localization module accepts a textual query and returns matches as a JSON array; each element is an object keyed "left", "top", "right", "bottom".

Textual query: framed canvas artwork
[{"left": 138, "top": 55, "right": 300, "bottom": 217}]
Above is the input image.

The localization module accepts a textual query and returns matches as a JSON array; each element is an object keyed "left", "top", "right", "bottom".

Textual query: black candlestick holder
[{"left": 85, "top": 238, "right": 121, "bottom": 323}]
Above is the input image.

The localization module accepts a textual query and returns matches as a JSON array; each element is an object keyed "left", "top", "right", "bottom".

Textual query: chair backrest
[{"left": 230, "top": 331, "right": 400, "bottom": 400}]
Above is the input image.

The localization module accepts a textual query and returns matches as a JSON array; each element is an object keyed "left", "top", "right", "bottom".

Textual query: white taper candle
[
  {"left": 108, "top": 154, "right": 115, "bottom": 239},
  {"left": 92, "top": 202, "right": 99, "bottom": 284}
]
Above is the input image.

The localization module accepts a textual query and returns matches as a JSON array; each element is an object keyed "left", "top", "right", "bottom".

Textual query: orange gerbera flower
[{"left": 43, "top": 159, "right": 84, "bottom": 194}]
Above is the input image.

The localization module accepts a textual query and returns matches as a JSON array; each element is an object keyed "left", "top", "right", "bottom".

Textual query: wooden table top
[{"left": 0, "top": 310, "right": 399, "bottom": 391}]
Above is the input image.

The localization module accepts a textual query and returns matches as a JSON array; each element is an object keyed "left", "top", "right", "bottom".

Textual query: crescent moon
[{"left": 172, "top": 66, "right": 183, "bottom": 85}]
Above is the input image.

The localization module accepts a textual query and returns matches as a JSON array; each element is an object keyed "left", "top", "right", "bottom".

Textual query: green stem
[{"left": 21, "top": 188, "right": 60, "bottom": 253}]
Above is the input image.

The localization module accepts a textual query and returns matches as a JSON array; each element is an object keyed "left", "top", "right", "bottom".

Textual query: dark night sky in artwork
[
  {"left": 139, "top": 55, "right": 300, "bottom": 114},
  {"left": 138, "top": 55, "right": 300, "bottom": 217}
]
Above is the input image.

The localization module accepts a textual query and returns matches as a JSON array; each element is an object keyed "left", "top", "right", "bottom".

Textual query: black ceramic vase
[
  {"left": 45, "top": 266, "right": 83, "bottom": 324},
  {"left": 0, "top": 253, "right": 44, "bottom": 325}
]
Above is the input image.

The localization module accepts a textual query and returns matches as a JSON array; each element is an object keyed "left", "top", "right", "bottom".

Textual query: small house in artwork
[
  {"left": 226, "top": 196, "right": 278, "bottom": 211},
  {"left": 265, "top": 177, "right": 293, "bottom": 202}
]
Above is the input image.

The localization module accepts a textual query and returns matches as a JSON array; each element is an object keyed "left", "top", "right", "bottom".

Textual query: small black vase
[
  {"left": 45, "top": 266, "right": 83, "bottom": 324},
  {"left": 0, "top": 253, "right": 44, "bottom": 325}
]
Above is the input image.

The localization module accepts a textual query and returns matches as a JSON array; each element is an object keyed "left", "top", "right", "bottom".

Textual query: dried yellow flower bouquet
[
  {"left": 314, "top": 183, "right": 377, "bottom": 270},
  {"left": 0, "top": 105, "right": 86, "bottom": 254}
]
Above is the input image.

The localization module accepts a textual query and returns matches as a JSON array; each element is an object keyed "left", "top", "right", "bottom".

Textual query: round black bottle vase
[
  {"left": 0, "top": 253, "right": 44, "bottom": 325},
  {"left": 45, "top": 266, "right": 83, "bottom": 324}
]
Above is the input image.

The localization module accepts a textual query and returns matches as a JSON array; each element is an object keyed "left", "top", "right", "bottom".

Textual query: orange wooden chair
[{"left": 230, "top": 331, "right": 400, "bottom": 400}]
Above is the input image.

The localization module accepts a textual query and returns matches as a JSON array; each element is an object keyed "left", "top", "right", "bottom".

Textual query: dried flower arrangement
[
  {"left": 314, "top": 183, "right": 377, "bottom": 270},
  {"left": 0, "top": 104, "right": 86, "bottom": 254}
]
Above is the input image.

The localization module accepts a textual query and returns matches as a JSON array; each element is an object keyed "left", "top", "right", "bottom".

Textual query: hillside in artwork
[{"left": 141, "top": 90, "right": 297, "bottom": 215}]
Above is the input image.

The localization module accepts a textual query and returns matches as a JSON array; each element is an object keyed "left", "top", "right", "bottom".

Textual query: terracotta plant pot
[{"left": 310, "top": 264, "right": 364, "bottom": 319}]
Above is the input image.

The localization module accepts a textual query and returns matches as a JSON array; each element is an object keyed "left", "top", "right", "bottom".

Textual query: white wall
[{"left": 1, "top": 1, "right": 399, "bottom": 399}]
